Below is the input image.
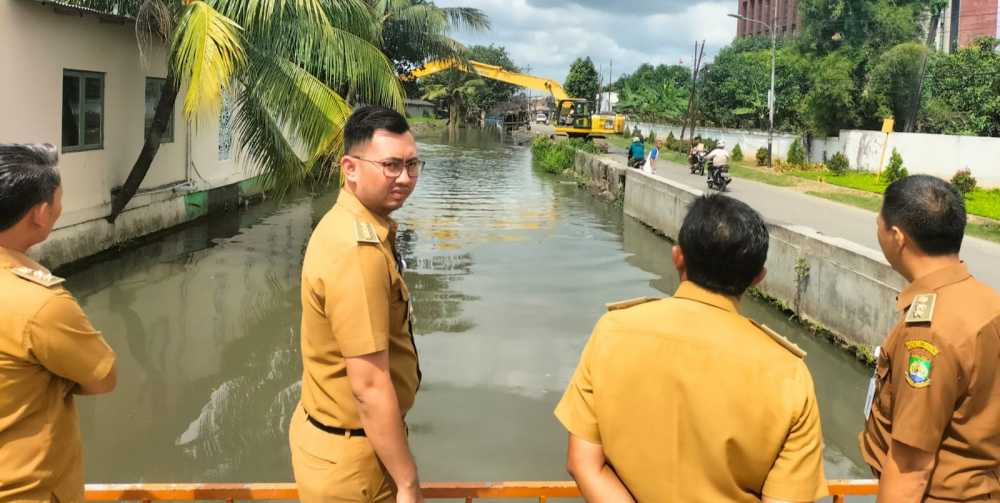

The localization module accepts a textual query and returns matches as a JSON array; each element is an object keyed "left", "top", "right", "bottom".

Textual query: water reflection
[{"left": 70, "top": 129, "right": 869, "bottom": 494}]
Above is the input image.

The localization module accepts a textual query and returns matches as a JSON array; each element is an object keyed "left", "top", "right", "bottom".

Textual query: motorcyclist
[
  {"left": 704, "top": 140, "right": 731, "bottom": 181},
  {"left": 627, "top": 136, "right": 645, "bottom": 169},
  {"left": 688, "top": 137, "right": 706, "bottom": 167}
]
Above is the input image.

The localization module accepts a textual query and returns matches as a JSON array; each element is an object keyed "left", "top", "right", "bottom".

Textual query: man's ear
[
  {"left": 28, "top": 202, "right": 48, "bottom": 229},
  {"left": 890, "top": 225, "right": 908, "bottom": 252},
  {"left": 672, "top": 245, "right": 687, "bottom": 281},
  {"left": 750, "top": 266, "right": 767, "bottom": 287},
  {"left": 342, "top": 156, "right": 360, "bottom": 184}
]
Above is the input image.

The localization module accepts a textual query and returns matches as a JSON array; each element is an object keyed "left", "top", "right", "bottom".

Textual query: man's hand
[
  {"left": 395, "top": 485, "right": 423, "bottom": 503},
  {"left": 566, "top": 433, "right": 635, "bottom": 503},
  {"left": 877, "top": 439, "right": 935, "bottom": 503},
  {"left": 346, "top": 351, "right": 420, "bottom": 499}
]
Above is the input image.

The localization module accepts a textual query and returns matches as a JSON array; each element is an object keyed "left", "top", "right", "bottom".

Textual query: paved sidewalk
[{"left": 610, "top": 152, "right": 1000, "bottom": 290}]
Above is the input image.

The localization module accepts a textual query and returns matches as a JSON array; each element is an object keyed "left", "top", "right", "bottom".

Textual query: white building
[{"left": 0, "top": 0, "right": 258, "bottom": 269}]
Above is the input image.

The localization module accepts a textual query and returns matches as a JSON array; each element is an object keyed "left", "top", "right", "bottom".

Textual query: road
[{"left": 606, "top": 150, "right": 1000, "bottom": 290}]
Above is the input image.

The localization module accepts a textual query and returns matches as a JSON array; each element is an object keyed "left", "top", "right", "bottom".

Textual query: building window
[
  {"left": 145, "top": 77, "right": 174, "bottom": 143},
  {"left": 62, "top": 70, "right": 104, "bottom": 152}
]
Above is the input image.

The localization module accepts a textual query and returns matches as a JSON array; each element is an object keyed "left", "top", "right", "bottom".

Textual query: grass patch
[
  {"left": 531, "top": 137, "right": 599, "bottom": 175},
  {"left": 729, "top": 162, "right": 799, "bottom": 187},
  {"left": 791, "top": 170, "right": 887, "bottom": 194},
  {"left": 806, "top": 191, "right": 883, "bottom": 212},
  {"left": 968, "top": 222, "right": 1000, "bottom": 242},
  {"left": 965, "top": 189, "right": 1000, "bottom": 221}
]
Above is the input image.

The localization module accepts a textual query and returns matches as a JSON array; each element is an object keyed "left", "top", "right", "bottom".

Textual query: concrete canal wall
[{"left": 573, "top": 151, "right": 905, "bottom": 353}]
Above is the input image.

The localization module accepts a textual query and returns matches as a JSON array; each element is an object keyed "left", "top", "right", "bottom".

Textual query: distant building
[
  {"left": 735, "top": 0, "right": 800, "bottom": 38},
  {"left": 735, "top": 0, "right": 998, "bottom": 53},
  {"left": 404, "top": 99, "right": 436, "bottom": 118}
]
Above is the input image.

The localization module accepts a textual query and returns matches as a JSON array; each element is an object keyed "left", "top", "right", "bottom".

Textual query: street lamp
[{"left": 729, "top": 6, "right": 777, "bottom": 170}]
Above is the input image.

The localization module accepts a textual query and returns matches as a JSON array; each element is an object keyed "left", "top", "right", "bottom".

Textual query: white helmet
[
  {"left": 717, "top": 140, "right": 726, "bottom": 148},
  {"left": 633, "top": 136, "right": 640, "bottom": 142}
]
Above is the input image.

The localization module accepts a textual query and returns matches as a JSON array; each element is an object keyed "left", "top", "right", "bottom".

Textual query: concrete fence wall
[
  {"left": 627, "top": 120, "right": 1000, "bottom": 187},
  {"left": 572, "top": 150, "right": 905, "bottom": 351}
]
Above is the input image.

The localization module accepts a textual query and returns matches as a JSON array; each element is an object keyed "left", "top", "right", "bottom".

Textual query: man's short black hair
[
  {"left": 344, "top": 106, "right": 410, "bottom": 155},
  {"left": 882, "top": 175, "right": 966, "bottom": 255},
  {"left": 0, "top": 143, "right": 61, "bottom": 232},
  {"left": 678, "top": 194, "right": 769, "bottom": 296}
]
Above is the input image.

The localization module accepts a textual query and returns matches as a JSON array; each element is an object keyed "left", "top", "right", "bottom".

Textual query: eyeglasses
[{"left": 347, "top": 155, "right": 424, "bottom": 178}]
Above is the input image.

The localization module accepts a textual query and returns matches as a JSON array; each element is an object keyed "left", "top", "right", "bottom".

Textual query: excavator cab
[{"left": 557, "top": 99, "right": 592, "bottom": 132}]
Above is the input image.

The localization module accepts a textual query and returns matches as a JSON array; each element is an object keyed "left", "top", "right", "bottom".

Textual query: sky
[{"left": 436, "top": 0, "right": 739, "bottom": 84}]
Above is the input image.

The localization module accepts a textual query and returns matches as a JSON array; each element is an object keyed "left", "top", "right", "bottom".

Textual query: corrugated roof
[{"left": 28, "top": 0, "right": 136, "bottom": 22}]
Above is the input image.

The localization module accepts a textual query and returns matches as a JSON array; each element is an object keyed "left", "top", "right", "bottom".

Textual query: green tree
[
  {"left": 883, "top": 148, "right": 909, "bottom": 182},
  {"left": 863, "top": 42, "right": 928, "bottom": 128},
  {"left": 422, "top": 72, "right": 486, "bottom": 129},
  {"left": 564, "top": 57, "right": 600, "bottom": 101},
  {"left": 465, "top": 45, "right": 520, "bottom": 115},
  {"left": 70, "top": 0, "right": 406, "bottom": 221},
  {"left": 922, "top": 38, "right": 1000, "bottom": 136},
  {"left": 803, "top": 53, "right": 860, "bottom": 135},
  {"left": 376, "top": 0, "right": 489, "bottom": 75},
  {"left": 613, "top": 63, "right": 691, "bottom": 121}
]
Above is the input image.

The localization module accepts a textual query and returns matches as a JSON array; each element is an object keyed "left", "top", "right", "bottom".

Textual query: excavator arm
[{"left": 407, "top": 60, "right": 573, "bottom": 102}]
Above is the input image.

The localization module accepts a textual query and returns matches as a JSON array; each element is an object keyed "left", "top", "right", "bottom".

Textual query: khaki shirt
[
  {"left": 705, "top": 148, "right": 730, "bottom": 167},
  {"left": 0, "top": 246, "right": 115, "bottom": 502},
  {"left": 861, "top": 263, "right": 1000, "bottom": 500},
  {"left": 298, "top": 189, "right": 420, "bottom": 430},
  {"left": 555, "top": 281, "right": 827, "bottom": 502}
]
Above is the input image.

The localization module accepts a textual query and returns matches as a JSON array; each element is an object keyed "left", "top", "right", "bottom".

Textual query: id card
[{"left": 863, "top": 346, "right": 882, "bottom": 419}]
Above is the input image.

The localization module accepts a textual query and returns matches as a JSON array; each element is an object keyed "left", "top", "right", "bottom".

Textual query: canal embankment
[{"left": 568, "top": 150, "right": 904, "bottom": 360}]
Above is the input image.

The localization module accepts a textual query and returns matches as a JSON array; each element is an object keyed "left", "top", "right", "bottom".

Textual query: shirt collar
[
  {"left": 0, "top": 245, "right": 47, "bottom": 272},
  {"left": 672, "top": 281, "right": 741, "bottom": 314},
  {"left": 896, "top": 262, "right": 970, "bottom": 311},
  {"left": 335, "top": 189, "right": 396, "bottom": 243}
]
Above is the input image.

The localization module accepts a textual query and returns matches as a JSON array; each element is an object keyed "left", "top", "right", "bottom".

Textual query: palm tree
[
  {"left": 68, "top": 0, "right": 404, "bottom": 221},
  {"left": 421, "top": 72, "right": 486, "bottom": 129},
  {"left": 372, "top": 0, "right": 490, "bottom": 73}
]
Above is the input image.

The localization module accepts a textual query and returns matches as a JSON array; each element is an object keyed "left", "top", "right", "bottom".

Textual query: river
[{"left": 70, "top": 130, "right": 873, "bottom": 497}]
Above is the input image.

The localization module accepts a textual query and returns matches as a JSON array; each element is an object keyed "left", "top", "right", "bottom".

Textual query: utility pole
[
  {"left": 608, "top": 58, "right": 613, "bottom": 113},
  {"left": 681, "top": 40, "right": 705, "bottom": 141},
  {"left": 729, "top": 4, "right": 777, "bottom": 169}
]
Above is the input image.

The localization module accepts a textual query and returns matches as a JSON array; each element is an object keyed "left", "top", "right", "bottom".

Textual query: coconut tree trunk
[
  {"left": 449, "top": 95, "right": 461, "bottom": 131},
  {"left": 108, "top": 68, "right": 180, "bottom": 222},
  {"left": 926, "top": 11, "right": 941, "bottom": 48}
]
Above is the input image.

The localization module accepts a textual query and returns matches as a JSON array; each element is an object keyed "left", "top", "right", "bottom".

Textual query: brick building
[
  {"left": 735, "top": 0, "right": 800, "bottom": 38},
  {"left": 736, "top": 0, "right": 998, "bottom": 53}
]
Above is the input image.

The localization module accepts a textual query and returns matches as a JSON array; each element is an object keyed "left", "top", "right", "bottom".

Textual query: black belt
[{"left": 305, "top": 412, "right": 366, "bottom": 437}]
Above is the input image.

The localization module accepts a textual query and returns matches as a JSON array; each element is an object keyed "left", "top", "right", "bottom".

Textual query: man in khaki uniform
[
  {"left": 290, "top": 108, "right": 423, "bottom": 503},
  {"left": 0, "top": 143, "right": 117, "bottom": 502},
  {"left": 862, "top": 175, "right": 1000, "bottom": 502},
  {"left": 556, "top": 194, "right": 827, "bottom": 503}
]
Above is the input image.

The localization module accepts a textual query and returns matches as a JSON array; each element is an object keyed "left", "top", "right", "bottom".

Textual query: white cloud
[{"left": 437, "top": 0, "right": 738, "bottom": 85}]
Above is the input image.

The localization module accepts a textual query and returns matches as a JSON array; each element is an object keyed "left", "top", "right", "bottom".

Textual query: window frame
[
  {"left": 62, "top": 69, "right": 105, "bottom": 153},
  {"left": 144, "top": 76, "right": 175, "bottom": 144}
]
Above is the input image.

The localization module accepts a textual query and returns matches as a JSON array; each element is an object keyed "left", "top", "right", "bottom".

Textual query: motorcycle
[
  {"left": 707, "top": 165, "right": 732, "bottom": 192},
  {"left": 689, "top": 152, "right": 706, "bottom": 175}
]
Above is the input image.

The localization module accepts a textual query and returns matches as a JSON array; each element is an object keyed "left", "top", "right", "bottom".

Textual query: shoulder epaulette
[
  {"left": 905, "top": 293, "right": 937, "bottom": 324},
  {"left": 606, "top": 296, "right": 660, "bottom": 312},
  {"left": 10, "top": 266, "right": 65, "bottom": 288},
  {"left": 750, "top": 320, "right": 806, "bottom": 358},
  {"left": 354, "top": 220, "right": 380, "bottom": 244}
]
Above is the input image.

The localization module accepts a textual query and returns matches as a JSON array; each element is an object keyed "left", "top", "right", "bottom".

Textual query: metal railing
[{"left": 86, "top": 480, "right": 879, "bottom": 502}]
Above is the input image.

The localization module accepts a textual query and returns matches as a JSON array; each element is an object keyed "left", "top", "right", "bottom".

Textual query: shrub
[
  {"left": 787, "top": 138, "right": 806, "bottom": 166},
  {"left": 531, "top": 137, "right": 577, "bottom": 174},
  {"left": 756, "top": 147, "right": 768, "bottom": 166},
  {"left": 647, "top": 130, "right": 656, "bottom": 144},
  {"left": 667, "top": 131, "right": 676, "bottom": 145},
  {"left": 951, "top": 169, "right": 977, "bottom": 194},
  {"left": 827, "top": 152, "right": 849, "bottom": 175},
  {"left": 883, "top": 148, "right": 909, "bottom": 184},
  {"left": 731, "top": 143, "right": 743, "bottom": 161}
]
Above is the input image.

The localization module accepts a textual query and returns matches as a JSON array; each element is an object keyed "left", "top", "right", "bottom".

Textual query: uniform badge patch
[
  {"left": 354, "top": 220, "right": 380, "bottom": 244},
  {"left": 11, "top": 266, "right": 65, "bottom": 288},
  {"left": 906, "top": 354, "right": 933, "bottom": 388},
  {"left": 905, "top": 293, "right": 937, "bottom": 324}
]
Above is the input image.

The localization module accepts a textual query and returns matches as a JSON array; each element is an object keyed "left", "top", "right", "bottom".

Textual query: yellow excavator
[{"left": 407, "top": 59, "right": 625, "bottom": 138}]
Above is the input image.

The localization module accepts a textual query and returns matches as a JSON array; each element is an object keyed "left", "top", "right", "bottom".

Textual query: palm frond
[
  {"left": 440, "top": 6, "right": 490, "bottom": 31},
  {"left": 134, "top": 0, "right": 173, "bottom": 66},
  {"left": 244, "top": 48, "right": 353, "bottom": 162},
  {"left": 231, "top": 87, "right": 309, "bottom": 196},
  {"left": 212, "top": 0, "right": 330, "bottom": 34},
  {"left": 172, "top": 1, "right": 246, "bottom": 118}
]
